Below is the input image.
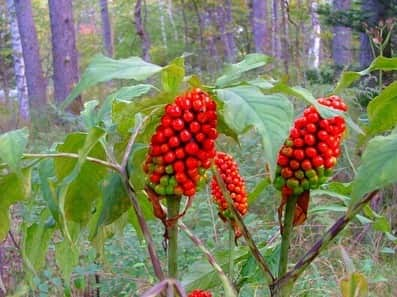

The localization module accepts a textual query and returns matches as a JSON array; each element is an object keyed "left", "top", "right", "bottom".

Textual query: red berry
[
  {"left": 175, "top": 148, "right": 185, "bottom": 159},
  {"left": 307, "top": 112, "right": 319, "bottom": 123},
  {"left": 304, "top": 134, "right": 316, "bottom": 146},
  {"left": 179, "top": 129, "right": 192, "bottom": 142},
  {"left": 168, "top": 136, "right": 180, "bottom": 148},
  {"left": 281, "top": 167, "right": 293, "bottom": 178},
  {"left": 192, "top": 100, "right": 203, "bottom": 111},
  {"left": 312, "top": 156, "right": 324, "bottom": 167},
  {"left": 186, "top": 157, "right": 199, "bottom": 170},
  {"left": 305, "top": 147, "right": 317, "bottom": 158},
  {"left": 293, "top": 138, "right": 304, "bottom": 147},
  {"left": 161, "top": 115, "right": 172, "bottom": 127},
  {"left": 301, "top": 159, "right": 312, "bottom": 171},
  {"left": 173, "top": 161, "right": 185, "bottom": 173},
  {"left": 160, "top": 144, "right": 170, "bottom": 153},
  {"left": 277, "top": 154, "right": 289, "bottom": 166},
  {"left": 289, "top": 159, "right": 300, "bottom": 170},
  {"left": 189, "top": 122, "right": 201, "bottom": 134},
  {"left": 293, "top": 149, "right": 305, "bottom": 160},
  {"left": 164, "top": 151, "right": 175, "bottom": 164},
  {"left": 306, "top": 123, "right": 317, "bottom": 133},
  {"left": 163, "top": 127, "right": 174, "bottom": 137},
  {"left": 183, "top": 111, "right": 194, "bottom": 122},
  {"left": 166, "top": 104, "right": 182, "bottom": 118},
  {"left": 185, "top": 142, "right": 199, "bottom": 155},
  {"left": 172, "top": 118, "right": 185, "bottom": 131}
]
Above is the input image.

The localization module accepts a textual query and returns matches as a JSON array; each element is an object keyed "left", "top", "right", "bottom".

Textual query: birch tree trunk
[
  {"left": 134, "top": 0, "right": 151, "bottom": 61},
  {"left": 14, "top": 0, "right": 47, "bottom": 108},
  {"left": 48, "top": 0, "right": 81, "bottom": 113},
  {"left": 332, "top": 0, "right": 352, "bottom": 67},
  {"left": 6, "top": 0, "right": 29, "bottom": 122},
  {"left": 249, "top": 0, "right": 270, "bottom": 54},
  {"left": 308, "top": 0, "right": 321, "bottom": 68},
  {"left": 99, "top": 0, "right": 113, "bottom": 57},
  {"left": 201, "top": 7, "right": 220, "bottom": 73}
]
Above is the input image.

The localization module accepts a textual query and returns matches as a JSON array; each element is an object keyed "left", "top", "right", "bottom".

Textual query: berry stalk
[{"left": 166, "top": 196, "right": 181, "bottom": 279}]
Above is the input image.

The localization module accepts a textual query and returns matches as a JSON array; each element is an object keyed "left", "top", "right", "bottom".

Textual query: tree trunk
[
  {"left": 48, "top": 0, "right": 81, "bottom": 113},
  {"left": 249, "top": 0, "right": 270, "bottom": 54},
  {"left": 308, "top": 0, "right": 321, "bottom": 68},
  {"left": 214, "top": 1, "right": 236, "bottom": 62},
  {"left": 271, "top": 0, "right": 280, "bottom": 58},
  {"left": 201, "top": 7, "right": 220, "bottom": 73},
  {"left": 134, "top": 0, "right": 151, "bottom": 61},
  {"left": 6, "top": 0, "right": 29, "bottom": 122},
  {"left": 99, "top": 0, "right": 113, "bottom": 57},
  {"left": 166, "top": 0, "right": 178, "bottom": 41},
  {"left": 158, "top": 0, "right": 168, "bottom": 47},
  {"left": 332, "top": 0, "right": 352, "bottom": 67},
  {"left": 359, "top": 0, "right": 386, "bottom": 68},
  {"left": 280, "top": 0, "right": 289, "bottom": 75},
  {"left": 14, "top": 0, "right": 47, "bottom": 108},
  {"left": 180, "top": 0, "right": 189, "bottom": 47}
]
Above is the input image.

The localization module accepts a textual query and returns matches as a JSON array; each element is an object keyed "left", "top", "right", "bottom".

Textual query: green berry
[
  {"left": 274, "top": 176, "right": 286, "bottom": 190},
  {"left": 305, "top": 169, "right": 317, "bottom": 178},
  {"left": 165, "top": 165, "right": 174, "bottom": 174},
  {"left": 286, "top": 178, "right": 299, "bottom": 189},
  {"left": 301, "top": 178, "right": 310, "bottom": 190},
  {"left": 294, "top": 170, "right": 305, "bottom": 180},
  {"left": 155, "top": 184, "right": 166, "bottom": 195},
  {"left": 166, "top": 185, "right": 175, "bottom": 195},
  {"left": 160, "top": 176, "right": 169, "bottom": 186},
  {"left": 293, "top": 186, "right": 304, "bottom": 195}
]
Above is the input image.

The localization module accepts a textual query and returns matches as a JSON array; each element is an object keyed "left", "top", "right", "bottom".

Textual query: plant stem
[
  {"left": 228, "top": 227, "right": 234, "bottom": 277},
  {"left": 212, "top": 167, "right": 275, "bottom": 283},
  {"left": 22, "top": 153, "right": 120, "bottom": 172},
  {"left": 272, "top": 190, "right": 379, "bottom": 290},
  {"left": 178, "top": 221, "right": 237, "bottom": 297},
  {"left": 166, "top": 196, "right": 181, "bottom": 279},
  {"left": 278, "top": 195, "right": 298, "bottom": 278}
]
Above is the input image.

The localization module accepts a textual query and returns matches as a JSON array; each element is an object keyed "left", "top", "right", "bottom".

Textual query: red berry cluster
[
  {"left": 211, "top": 152, "right": 248, "bottom": 216},
  {"left": 188, "top": 290, "right": 212, "bottom": 297},
  {"left": 144, "top": 88, "right": 218, "bottom": 197},
  {"left": 274, "top": 95, "right": 347, "bottom": 196}
]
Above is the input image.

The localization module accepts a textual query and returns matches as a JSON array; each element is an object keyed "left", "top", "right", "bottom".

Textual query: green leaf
[
  {"left": 81, "top": 100, "right": 100, "bottom": 129},
  {"left": 334, "top": 57, "right": 397, "bottom": 93},
  {"left": 0, "top": 128, "right": 28, "bottom": 172},
  {"left": 128, "top": 143, "right": 148, "bottom": 190},
  {"left": 55, "top": 132, "right": 107, "bottom": 224},
  {"left": 0, "top": 168, "right": 32, "bottom": 241},
  {"left": 22, "top": 212, "right": 54, "bottom": 273},
  {"left": 351, "top": 133, "right": 397, "bottom": 207},
  {"left": 270, "top": 83, "right": 364, "bottom": 134},
  {"left": 55, "top": 239, "right": 79, "bottom": 285},
  {"left": 111, "top": 94, "right": 173, "bottom": 155},
  {"left": 340, "top": 272, "right": 368, "bottom": 297},
  {"left": 96, "top": 84, "right": 155, "bottom": 124},
  {"left": 366, "top": 81, "right": 397, "bottom": 137},
  {"left": 38, "top": 159, "right": 61, "bottom": 225},
  {"left": 62, "top": 54, "right": 162, "bottom": 109},
  {"left": 334, "top": 72, "right": 362, "bottom": 94},
  {"left": 249, "top": 178, "right": 270, "bottom": 203},
  {"left": 93, "top": 173, "right": 131, "bottom": 235},
  {"left": 161, "top": 57, "right": 185, "bottom": 93},
  {"left": 183, "top": 247, "right": 249, "bottom": 291},
  {"left": 216, "top": 54, "right": 269, "bottom": 87},
  {"left": 216, "top": 86, "right": 293, "bottom": 177}
]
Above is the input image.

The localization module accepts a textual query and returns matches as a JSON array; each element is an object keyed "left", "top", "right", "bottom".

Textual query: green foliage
[
  {"left": 55, "top": 130, "right": 107, "bottom": 224},
  {"left": 351, "top": 131, "right": 397, "bottom": 206},
  {"left": 216, "top": 86, "right": 293, "bottom": 178},
  {"left": 62, "top": 54, "right": 163, "bottom": 109},
  {"left": 0, "top": 128, "right": 29, "bottom": 172},
  {"left": 366, "top": 81, "right": 397, "bottom": 137},
  {"left": 0, "top": 168, "right": 32, "bottom": 240}
]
